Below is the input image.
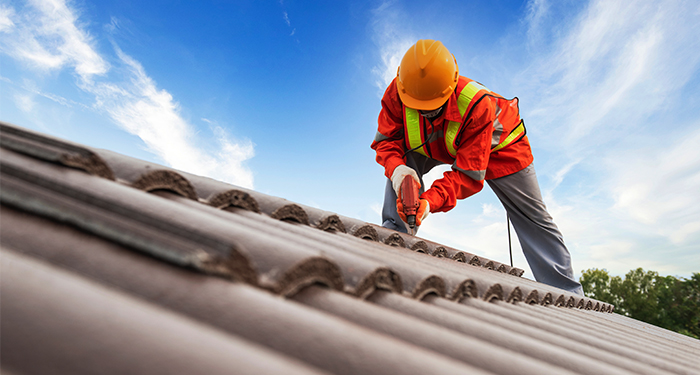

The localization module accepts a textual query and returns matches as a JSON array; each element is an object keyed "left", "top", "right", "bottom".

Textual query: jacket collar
[{"left": 439, "top": 90, "right": 462, "bottom": 123}]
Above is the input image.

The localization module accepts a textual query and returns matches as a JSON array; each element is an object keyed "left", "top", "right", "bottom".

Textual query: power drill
[{"left": 400, "top": 176, "right": 421, "bottom": 232}]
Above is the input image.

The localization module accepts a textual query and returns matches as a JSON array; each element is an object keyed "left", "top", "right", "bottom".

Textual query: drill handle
[{"left": 400, "top": 176, "right": 420, "bottom": 228}]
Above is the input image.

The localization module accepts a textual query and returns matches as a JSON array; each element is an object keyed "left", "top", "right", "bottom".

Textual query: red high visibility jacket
[{"left": 371, "top": 76, "right": 534, "bottom": 213}]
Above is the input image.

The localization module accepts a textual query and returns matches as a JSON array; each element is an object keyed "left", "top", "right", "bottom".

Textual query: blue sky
[{"left": 1, "top": 0, "right": 699, "bottom": 280}]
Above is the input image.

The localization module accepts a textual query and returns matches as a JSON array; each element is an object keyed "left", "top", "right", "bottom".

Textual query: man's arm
[
  {"left": 371, "top": 80, "right": 407, "bottom": 179},
  {"left": 421, "top": 96, "right": 497, "bottom": 212}
]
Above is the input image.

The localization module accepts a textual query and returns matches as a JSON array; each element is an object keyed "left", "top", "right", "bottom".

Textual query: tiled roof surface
[{"left": 2, "top": 121, "right": 699, "bottom": 375}]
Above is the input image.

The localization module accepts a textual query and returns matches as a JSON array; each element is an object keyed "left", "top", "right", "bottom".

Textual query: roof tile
[{"left": 2, "top": 121, "right": 696, "bottom": 375}]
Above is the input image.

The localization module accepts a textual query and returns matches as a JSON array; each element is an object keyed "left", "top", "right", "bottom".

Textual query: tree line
[{"left": 579, "top": 268, "right": 699, "bottom": 339}]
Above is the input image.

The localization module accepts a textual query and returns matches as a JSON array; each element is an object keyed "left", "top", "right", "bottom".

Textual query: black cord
[
  {"left": 507, "top": 214, "right": 513, "bottom": 267},
  {"left": 402, "top": 115, "right": 436, "bottom": 158}
]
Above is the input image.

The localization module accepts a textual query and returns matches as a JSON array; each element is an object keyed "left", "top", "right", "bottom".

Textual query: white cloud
[
  {"left": 608, "top": 124, "right": 700, "bottom": 243},
  {"left": 86, "top": 47, "right": 256, "bottom": 188},
  {"left": 519, "top": 0, "right": 700, "bottom": 276},
  {"left": 369, "top": 0, "right": 415, "bottom": 92},
  {"left": 0, "top": 4, "right": 15, "bottom": 32},
  {"left": 0, "top": 0, "right": 256, "bottom": 189},
  {"left": 0, "top": 0, "right": 108, "bottom": 81},
  {"left": 281, "top": 10, "right": 296, "bottom": 37},
  {"left": 14, "top": 93, "right": 35, "bottom": 113},
  {"left": 524, "top": 0, "right": 549, "bottom": 47},
  {"left": 524, "top": 0, "right": 700, "bottom": 151}
]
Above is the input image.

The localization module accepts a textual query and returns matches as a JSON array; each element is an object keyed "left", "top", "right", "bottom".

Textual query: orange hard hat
[{"left": 396, "top": 39, "right": 459, "bottom": 110}]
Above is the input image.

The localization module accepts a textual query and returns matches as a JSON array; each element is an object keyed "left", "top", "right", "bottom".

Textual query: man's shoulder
[
  {"left": 383, "top": 77, "right": 399, "bottom": 95},
  {"left": 382, "top": 78, "right": 402, "bottom": 108}
]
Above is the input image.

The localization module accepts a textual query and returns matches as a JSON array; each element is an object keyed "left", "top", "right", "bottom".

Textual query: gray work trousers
[{"left": 382, "top": 152, "right": 584, "bottom": 295}]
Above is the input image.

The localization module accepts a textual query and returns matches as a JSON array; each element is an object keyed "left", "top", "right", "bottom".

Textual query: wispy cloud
[
  {"left": 608, "top": 123, "right": 700, "bottom": 243},
  {"left": 0, "top": 0, "right": 255, "bottom": 188},
  {"left": 369, "top": 0, "right": 415, "bottom": 93},
  {"left": 519, "top": 0, "right": 700, "bottom": 275},
  {"left": 0, "top": 4, "right": 15, "bottom": 32},
  {"left": 524, "top": 0, "right": 700, "bottom": 151},
  {"left": 0, "top": 0, "right": 108, "bottom": 81},
  {"left": 281, "top": 10, "right": 296, "bottom": 37},
  {"left": 524, "top": 0, "right": 550, "bottom": 48}
]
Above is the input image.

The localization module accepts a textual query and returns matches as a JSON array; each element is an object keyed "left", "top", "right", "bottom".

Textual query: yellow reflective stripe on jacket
[
  {"left": 492, "top": 120, "right": 525, "bottom": 152},
  {"left": 405, "top": 107, "right": 428, "bottom": 156},
  {"left": 445, "top": 81, "right": 487, "bottom": 157},
  {"left": 459, "top": 81, "right": 487, "bottom": 109}
]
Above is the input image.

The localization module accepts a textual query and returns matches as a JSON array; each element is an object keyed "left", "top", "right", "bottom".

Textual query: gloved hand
[
  {"left": 391, "top": 164, "right": 420, "bottom": 197},
  {"left": 396, "top": 198, "right": 430, "bottom": 226}
]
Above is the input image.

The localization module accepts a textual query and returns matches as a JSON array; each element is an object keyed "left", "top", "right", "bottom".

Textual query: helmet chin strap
[{"left": 420, "top": 103, "right": 445, "bottom": 119}]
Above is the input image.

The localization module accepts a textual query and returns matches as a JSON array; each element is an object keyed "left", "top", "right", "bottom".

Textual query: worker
[{"left": 371, "top": 39, "right": 583, "bottom": 295}]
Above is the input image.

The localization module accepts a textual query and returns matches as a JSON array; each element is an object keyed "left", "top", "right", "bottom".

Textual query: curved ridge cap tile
[
  {"left": 574, "top": 297, "right": 585, "bottom": 309},
  {"left": 130, "top": 170, "right": 198, "bottom": 200},
  {"left": 265, "top": 257, "right": 343, "bottom": 297},
  {"left": 352, "top": 268, "right": 403, "bottom": 299},
  {"left": 1, "top": 121, "right": 115, "bottom": 180},
  {"left": 540, "top": 292, "right": 553, "bottom": 306},
  {"left": 506, "top": 287, "right": 523, "bottom": 303},
  {"left": 315, "top": 214, "right": 347, "bottom": 233},
  {"left": 468, "top": 255, "right": 481, "bottom": 266},
  {"left": 207, "top": 189, "right": 261, "bottom": 213},
  {"left": 496, "top": 264, "right": 508, "bottom": 273},
  {"left": 432, "top": 246, "right": 448, "bottom": 258},
  {"left": 525, "top": 289, "right": 540, "bottom": 305},
  {"left": 567, "top": 296, "right": 578, "bottom": 308},
  {"left": 410, "top": 240, "right": 429, "bottom": 253},
  {"left": 450, "top": 251, "right": 467, "bottom": 263},
  {"left": 412, "top": 275, "right": 446, "bottom": 299},
  {"left": 509, "top": 267, "right": 525, "bottom": 277},
  {"left": 554, "top": 294, "right": 578, "bottom": 308},
  {"left": 483, "top": 284, "right": 503, "bottom": 302},
  {"left": 54, "top": 151, "right": 114, "bottom": 180},
  {"left": 593, "top": 301, "right": 601, "bottom": 312},
  {"left": 0, "top": 156, "right": 258, "bottom": 286},
  {"left": 352, "top": 224, "right": 379, "bottom": 241},
  {"left": 270, "top": 204, "right": 310, "bottom": 225},
  {"left": 483, "top": 260, "right": 496, "bottom": 270},
  {"left": 449, "top": 279, "right": 478, "bottom": 301},
  {"left": 187, "top": 248, "right": 258, "bottom": 285},
  {"left": 584, "top": 299, "right": 594, "bottom": 310},
  {"left": 383, "top": 233, "right": 405, "bottom": 247}
]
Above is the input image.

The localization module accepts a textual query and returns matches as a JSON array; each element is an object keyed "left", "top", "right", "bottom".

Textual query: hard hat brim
[{"left": 397, "top": 86, "right": 451, "bottom": 111}]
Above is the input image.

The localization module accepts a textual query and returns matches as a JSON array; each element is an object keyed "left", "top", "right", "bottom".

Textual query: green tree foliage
[{"left": 580, "top": 268, "right": 700, "bottom": 339}]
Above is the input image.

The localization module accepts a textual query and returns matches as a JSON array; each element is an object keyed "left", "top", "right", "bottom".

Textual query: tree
[
  {"left": 579, "top": 268, "right": 621, "bottom": 307},
  {"left": 580, "top": 268, "right": 699, "bottom": 339}
]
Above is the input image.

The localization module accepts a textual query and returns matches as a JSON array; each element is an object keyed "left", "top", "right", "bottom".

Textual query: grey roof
[{"left": 1, "top": 121, "right": 699, "bottom": 375}]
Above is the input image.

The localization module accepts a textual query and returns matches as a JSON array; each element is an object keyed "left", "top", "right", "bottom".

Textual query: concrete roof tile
[{"left": 2, "top": 121, "right": 696, "bottom": 375}]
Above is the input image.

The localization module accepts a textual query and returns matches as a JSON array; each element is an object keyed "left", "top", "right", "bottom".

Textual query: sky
[{"left": 1, "top": 0, "right": 699, "bottom": 281}]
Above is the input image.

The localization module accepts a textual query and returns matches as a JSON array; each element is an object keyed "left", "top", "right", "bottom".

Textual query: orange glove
[{"left": 396, "top": 198, "right": 430, "bottom": 226}]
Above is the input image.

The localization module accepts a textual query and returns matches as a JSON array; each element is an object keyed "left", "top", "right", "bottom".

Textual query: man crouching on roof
[{"left": 371, "top": 39, "right": 583, "bottom": 295}]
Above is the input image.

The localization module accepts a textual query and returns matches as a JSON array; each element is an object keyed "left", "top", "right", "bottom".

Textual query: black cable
[
  {"left": 507, "top": 214, "right": 513, "bottom": 267},
  {"left": 402, "top": 115, "right": 436, "bottom": 158}
]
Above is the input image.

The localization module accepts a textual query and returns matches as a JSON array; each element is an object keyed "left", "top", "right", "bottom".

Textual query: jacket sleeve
[
  {"left": 421, "top": 96, "right": 496, "bottom": 213},
  {"left": 371, "top": 81, "right": 407, "bottom": 179}
]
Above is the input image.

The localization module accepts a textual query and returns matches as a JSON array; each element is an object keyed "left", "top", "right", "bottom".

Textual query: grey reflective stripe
[
  {"left": 452, "top": 162, "right": 486, "bottom": 181},
  {"left": 427, "top": 130, "right": 444, "bottom": 143},
  {"left": 491, "top": 118, "right": 504, "bottom": 149},
  {"left": 374, "top": 131, "right": 389, "bottom": 143}
]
